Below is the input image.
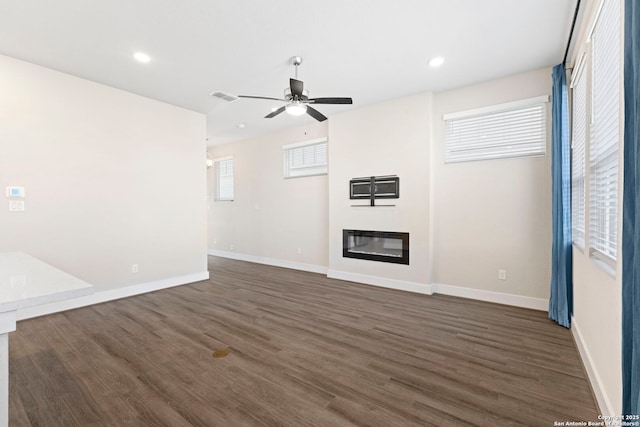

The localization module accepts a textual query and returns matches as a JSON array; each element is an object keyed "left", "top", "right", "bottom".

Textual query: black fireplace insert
[{"left": 343, "top": 229, "right": 409, "bottom": 265}]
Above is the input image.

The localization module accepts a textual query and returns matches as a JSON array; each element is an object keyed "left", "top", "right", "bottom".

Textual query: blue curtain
[
  {"left": 548, "top": 64, "right": 573, "bottom": 328},
  {"left": 623, "top": 0, "right": 640, "bottom": 416}
]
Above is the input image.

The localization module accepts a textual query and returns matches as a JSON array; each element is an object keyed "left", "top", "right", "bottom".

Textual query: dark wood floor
[{"left": 9, "top": 256, "right": 598, "bottom": 426}]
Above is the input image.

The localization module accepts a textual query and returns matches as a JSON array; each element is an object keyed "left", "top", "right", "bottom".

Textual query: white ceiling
[{"left": 0, "top": 0, "right": 577, "bottom": 146}]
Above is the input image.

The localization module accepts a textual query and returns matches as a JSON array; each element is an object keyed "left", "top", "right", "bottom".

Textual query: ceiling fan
[{"left": 236, "top": 56, "right": 353, "bottom": 122}]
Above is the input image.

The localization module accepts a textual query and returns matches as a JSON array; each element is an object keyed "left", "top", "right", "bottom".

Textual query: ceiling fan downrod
[{"left": 291, "top": 56, "right": 302, "bottom": 80}]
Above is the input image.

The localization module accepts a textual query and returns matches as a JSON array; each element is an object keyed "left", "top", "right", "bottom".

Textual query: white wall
[
  {"left": 207, "top": 122, "right": 328, "bottom": 272},
  {"left": 206, "top": 62, "right": 621, "bottom": 413},
  {"left": 567, "top": 0, "right": 623, "bottom": 415},
  {"left": 0, "top": 54, "right": 208, "bottom": 291},
  {"left": 211, "top": 80, "right": 552, "bottom": 302},
  {"left": 327, "top": 92, "right": 432, "bottom": 292},
  {"left": 431, "top": 68, "right": 553, "bottom": 307}
]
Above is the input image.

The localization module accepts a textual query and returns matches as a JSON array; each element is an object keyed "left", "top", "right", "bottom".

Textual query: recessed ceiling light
[
  {"left": 133, "top": 52, "right": 151, "bottom": 63},
  {"left": 429, "top": 56, "right": 445, "bottom": 67},
  {"left": 237, "top": 123, "right": 246, "bottom": 129}
]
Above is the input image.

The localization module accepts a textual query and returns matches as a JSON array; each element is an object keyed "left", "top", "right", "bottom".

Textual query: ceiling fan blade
[
  {"left": 239, "top": 95, "right": 286, "bottom": 102},
  {"left": 265, "top": 106, "right": 286, "bottom": 118},
  {"left": 306, "top": 106, "right": 328, "bottom": 122},
  {"left": 308, "top": 97, "right": 353, "bottom": 105},
  {"left": 290, "top": 78, "right": 304, "bottom": 98}
]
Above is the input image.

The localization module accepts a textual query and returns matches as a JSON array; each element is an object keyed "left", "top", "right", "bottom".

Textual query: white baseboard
[
  {"left": 572, "top": 316, "right": 615, "bottom": 416},
  {"left": 326, "top": 269, "right": 433, "bottom": 295},
  {"left": 15, "top": 271, "right": 210, "bottom": 321},
  {"left": 208, "top": 252, "right": 544, "bottom": 309},
  {"left": 431, "top": 282, "right": 549, "bottom": 311},
  {"left": 208, "top": 249, "right": 327, "bottom": 275}
]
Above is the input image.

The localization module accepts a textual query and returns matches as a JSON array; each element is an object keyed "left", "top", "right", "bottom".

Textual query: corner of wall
[
  {"left": 571, "top": 316, "right": 616, "bottom": 416},
  {"left": 431, "top": 282, "right": 549, "bottom": 311}
]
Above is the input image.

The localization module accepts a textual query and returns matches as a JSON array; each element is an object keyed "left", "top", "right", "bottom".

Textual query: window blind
[
  {"left": 589, "top": 0, "right": 620, "bottom": 260},
  {"left": 444, "top": 97, "right": 547, "bottom": 163},
  {"left": 571, "top": 61, "right": 587, "bottom": 249},
  {"left": 215, "top": 157, "right": 234, "bottom": 201},
  {"left": 283, "top": 138, "right": 327, "bottom": 178}
]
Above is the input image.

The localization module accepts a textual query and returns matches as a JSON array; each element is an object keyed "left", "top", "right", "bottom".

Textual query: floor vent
[{"left": 210, "top": 91, "right": 239, "bottom": 102}]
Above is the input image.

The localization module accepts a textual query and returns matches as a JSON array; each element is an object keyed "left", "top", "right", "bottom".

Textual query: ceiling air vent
[{"left": 210, "top": 91, "right": 239, "bottom": 102}]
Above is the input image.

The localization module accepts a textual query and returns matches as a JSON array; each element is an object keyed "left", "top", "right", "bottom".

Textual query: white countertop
[{"left": 0, "top": 252, "right": 94, "bottom": 313}]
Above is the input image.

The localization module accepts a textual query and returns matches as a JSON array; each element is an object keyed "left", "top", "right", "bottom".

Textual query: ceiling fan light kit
[
  {"left": 285, "top": 102, "right": 307, "bottom": 116},
  {"left": 233, "top": 56, "right": 353, "bottom": 122}
]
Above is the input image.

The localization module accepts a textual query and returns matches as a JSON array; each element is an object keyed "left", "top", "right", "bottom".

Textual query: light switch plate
[{"left": 9, "top": 200, "right": 25, "bottom": 212}]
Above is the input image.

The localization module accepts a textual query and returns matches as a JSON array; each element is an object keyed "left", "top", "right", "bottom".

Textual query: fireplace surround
[{"left": 342, "top": 229, "right": 409, "bottom": 265}]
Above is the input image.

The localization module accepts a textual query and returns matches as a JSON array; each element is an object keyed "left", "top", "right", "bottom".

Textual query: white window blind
[
  {"left": 283, "top": 138, "right": 327, "bottom": 178},
  {"left": 214, "top": 157, "right": 234, "bottom": 201},
  {"left": 444, "top": 96, "right": 547, "bottom": 163},
  {"left": 589, "top": 0, "right": 620, "bottom": 261},
  {"left": 571, "top": 61, "right": 587, "bottom": 249}
]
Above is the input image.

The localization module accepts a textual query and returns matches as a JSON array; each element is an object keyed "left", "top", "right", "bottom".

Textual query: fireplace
[{"left": 343, "top": 229, "right": 409, "bottom": 265}]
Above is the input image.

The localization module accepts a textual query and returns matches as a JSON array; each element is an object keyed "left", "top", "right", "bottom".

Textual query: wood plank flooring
[{"left": 9, "top": 256, "right": 598, "bottom": 426}]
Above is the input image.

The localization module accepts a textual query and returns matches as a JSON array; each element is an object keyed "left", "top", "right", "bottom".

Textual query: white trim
[
  {"left": 0, "top": 312, "right": 16, "bottom": 334},
  {"left": 208, "top": 249, "right": 327, "bottom": 275},
  {"left": 281, "top": 137, "right": 327, "bottom": 150},
  {"left": 442, "top": 95, "right": 549, "bottom": 120},
  {"left": 15, "top": 271, "right": 210, "bottom": 321},
  {"left": 326, "top": 269, "right": 433, "bottom": 295},
  {"left": 572, "top": 316, "right": 615, "bottom": 416},
  {"left": 587, "top": 0, "right": 607, "bottom": 42},
  {"left": 212, "top": 155, "right": 233, "bottom": 162},
  {"left": 571, "top": 51, "right": 587, "bottom": 89},
  {"left": 283, "top": 172, "right": 327, "bottom": 180},
  {"left": 431, "top": 282, "right": 549, "bottom": 311},
  {"left": 0, "top": 332, "right": 7, "bottom": 427},
  {"left": 589, "top": 248, "right": 617, "bottom": 278}
]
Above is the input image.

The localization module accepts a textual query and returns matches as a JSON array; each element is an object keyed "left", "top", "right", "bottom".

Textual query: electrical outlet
[
  {"left": 131, "top": 264, "right": 139, "bottom": 273},
  {"left": 230, "top": 244, "right": 235, "bottom": 251},
  {"left": 498, "top": 269, "right": 507, "bottom": 280},
  {"left": 296, "top": 247, "right": 302, "bottom": 254}
]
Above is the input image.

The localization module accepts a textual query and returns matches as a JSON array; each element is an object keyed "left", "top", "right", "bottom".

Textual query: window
[
  {"left": 588, "top": 0, "right": 620, "bottom": 262},
  {"left": 571, "top": 58, "right": 587, "bottom": 249},
  {"left": 214, "top": 157, "right": 234, "bottom": 201},
  {"left": 283, "top": 137, "right": 328, "bottom": 178},
  {"left": 443, "top": 96, "right": 548, "bottom": 163}
]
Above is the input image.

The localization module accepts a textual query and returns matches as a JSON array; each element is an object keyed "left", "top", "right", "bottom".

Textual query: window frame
[
  {"left": 282, "top": 137, "right": 328, "bottom": 179},
  {"left": 443, "top": 95, "right": 549, "bottom": 164},
  {"left": 586, "top": 0, "right": 621, "bottom": 269},
  {"left": 213, "top": 156, "right": 234, "bottom": 201},
  {"left": 570, "top": 53, "right": 588, "bottom": 251}
]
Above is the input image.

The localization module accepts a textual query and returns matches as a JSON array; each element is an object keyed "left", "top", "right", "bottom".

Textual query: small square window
[{"left": 283, "top": 138, "right": 328, "bottom": 178}]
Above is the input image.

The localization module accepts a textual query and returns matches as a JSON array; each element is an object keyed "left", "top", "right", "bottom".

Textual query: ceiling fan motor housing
[{"left": 284, "top": 87, "right": 309, "bottom": 102}]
